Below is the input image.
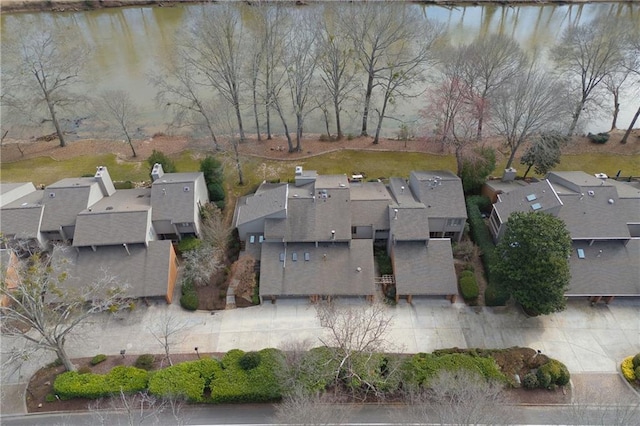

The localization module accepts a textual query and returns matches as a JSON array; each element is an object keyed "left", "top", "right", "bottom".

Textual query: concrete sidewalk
[{"left": 2, "top": 298, "right": 639, "bottom": 416}]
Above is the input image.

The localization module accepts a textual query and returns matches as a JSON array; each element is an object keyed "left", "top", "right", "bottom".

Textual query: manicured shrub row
[
  {"left": 53, "top": 366, "right": 148, "bottom": 400},
  {"left": 403, "top": 352, "right": 506, "bottom": 388},
  {"left": 148, "top": 349, "right": 284, "bottom": 403},
  {"left": 465, "top": 196, "right": 510, "bottom": 306},
  {"left": 459, "top": 271, "right": 479, "bottom": 301}
]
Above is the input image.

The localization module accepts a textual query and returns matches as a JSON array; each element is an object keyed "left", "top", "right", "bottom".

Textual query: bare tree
[
  {"left": 2, "top": 26, "right": 91, "bottom": 147},
  {"left": 405, "top": 370, "right": 513, "bottom": 426},
  {"left": 317, "top": 4, "right": 359, "bottom": 140},
  {"left": 621, "top": 31, "right": 640, "bottom": 144},
  {"left": 315, "top": 301, "right": 395, "bottom": 398},
  {"left": 461, "top": 34, "right": 527, "bottom": 140},
  {"left": 90, "top": 390, "right": 186, "bottom": 426},
  {"left": 179, "top": 5, "right": 247, "bottom": 141},
  {"left": 182, "top": 203, "right": 230, "bottom": 286},
  {"left": 92, "top": 90, "right": 141, "bottom": 157},
  {"left": 246, "top": 2, "right": 291, "bottom": 141},
  {"left": 491, "top": 64, "right": 569, "bottom": 169},
  {"left": 552, "top": 16, "right": 625, "bottom": 136},
  {"left": 422, "top": 46, "right": 480, "bottom": 175},
  {"left": 147, "top": 310, "right": 192, "bottom": 367},
  {"left": 370, "top": 20, "right": 444, "bottom": 145},
  {"left": 149, "top": 60, "right": 220, "bottom": 150},
  {"left": 273, "top": 388, "right": 353, "bottom": 426},
  {"left": 271, "top": 9, "right": 320, "bottom": 153},
  {"left": 342, "top": 2, "right": 433, "bottom": 137},
  {"left": 0, "top": 246, "right": 129, "bottom": 371}
]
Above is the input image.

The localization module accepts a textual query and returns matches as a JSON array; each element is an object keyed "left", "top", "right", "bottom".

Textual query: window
[
  {"left": 444, "top": 232, "right": 456, "bottom": 238},
  {"left": 351, "top": 226, "right": 357, "bottom": 234},
  {"left": 292, "top": 252, "right": 298, "bottom": 261},
  {"left": 447, "top": 218, "right": 462, "bottom": 227}
]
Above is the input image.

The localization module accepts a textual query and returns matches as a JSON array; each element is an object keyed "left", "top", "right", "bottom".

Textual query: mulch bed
[{"left": 27, "top": 347, "right": 572, "bottom": 413}]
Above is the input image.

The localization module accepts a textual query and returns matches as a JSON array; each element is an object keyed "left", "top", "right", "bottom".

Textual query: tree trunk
[
  {"left": 252, "top": 80, "right": 261, "bottom": 141},
  {"left": 275, "top": 105, "right": 293, "bottom": 152},
  {"left": 505, "top": 147, "right": 518, "bottom": 170},
  {"left": 372, "top": 95, "right": 390, "bottom": 145},
  {"left": 455, "top": 145, "right": 464, "bottom": 176},
  {"left": 361, "top": 70, "right": 374, "bottom": 137},
  {"left": 266, "top": 98, "right": 273, "bottom": 140},
  {"left": 124, "top": 131, "right": 137, "bottom": 157},
  {"left": 610, "top": 90, "right": 620, "bottom": 131},
  {"left": 323, "top": 108, "right": 331, "bottom": 138},
  {"left": 523, "top": 163, "right": 533, "bottom": 179},
  {"left": 234, "top": 98, "right": 246, "bottom": 141},
  {"left": 476, "top": 97, "right": 486, "bottom": 141},
  {"left": 232, "top": 140, "right": 245, "bottom": 185},
  {"left": 621, "top": 104, "right": 640, "bottom": 144},
  {"left": 295, "top": 113, "right": 303, "bottom": 152},
  {"left": 567, "top": 100, "right": 584, "bottom": 136},
  {"left": 334, "top": 97, "right": 343, "bottom": 140},
  {"left": 56, "top": 344, "right": 76, "bottom": 372},
  {"left": 45, "top": 97, "right": 66, "bottom": 148}
]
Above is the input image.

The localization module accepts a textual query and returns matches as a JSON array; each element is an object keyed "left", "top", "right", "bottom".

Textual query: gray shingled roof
[
  {"left": 73, "top": 210, "right": 151, "bottom": 247},
  {"left": 1, "top": 182, "right": 37, "bottom": 207},
  {"left": 265, "top": 186, "right": 352, "bottom": 242},
  {"left": 350, "top": 182, "right": 392, "bottom": 230},
  {"left": 494, "top": 180, "right": 562, "bottom": 223},
  {"left": 41, "top": 179, "right": 102, "bottom": 232},
  {"left": 389, "top": 206, "right": 430, "bottom": 241},
  {"left": 0, "top": 189, "right": 45, "bottom": 239},
  {"left": 388, "top": 177, "right": 421, "bottom": 207},
  {"left": 235, "top": 183, "right": 287, "bottom": 226},
  {"left": 57, "top": 240, "right": 173, "bottom": 299},
  {"left": 556, "top": 186, "right": 630, "bottom": 240},
  {"left": 259, "top": 240, "right": 375, "bottom": 297},
  {"left": 411, "top": 171, "right": 467, "bottom": 219},
  {"left": 392, "top": 240, "right": 457, "bottom": 296},
  {"left": 151, "top": 173, "right": 201, "bottom": 223},
  {"left": 567, "top": 240, "right": 640, "bottom": 296}
]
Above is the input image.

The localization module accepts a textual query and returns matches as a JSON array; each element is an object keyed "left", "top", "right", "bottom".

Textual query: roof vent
[
  {"left": 183, "top": 186, "right": 190, "bottom": 192},
  {"left": 106, "top": 206, "right": 114, "bottom": 211},
  {"left": 339, "top": 183, "right": 346, "bottom": 188},
  {"left": 48, "top": 192, "right": 55, "bottom": 198},
  {"left": 608, "top": 198, "right": 615, "bottom": 204},
  {"left": 594, "top": 173, "right": 608, "bottom": 179},
  {"left": 588, "top": 190, "right": 595, "bottom": 197}
]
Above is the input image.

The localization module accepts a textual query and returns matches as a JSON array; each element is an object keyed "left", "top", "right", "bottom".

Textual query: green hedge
[
  {"left": 466, "top": 196, "right": 510, "bottom": 306},
  {"left": 210, "top": 348, "right": 284, "bottom": 403},
  {"left": 54, "top": 366, "right": 148, "bottom": 400},
  {"left": 459, "top": 275, "right": 479, "bottom": 300},
  {"left": 148, "top": 358, "right": 220, "bottom": 402},
  {"left": 180, "top": 280, "right": 199, "bottom": 311}
]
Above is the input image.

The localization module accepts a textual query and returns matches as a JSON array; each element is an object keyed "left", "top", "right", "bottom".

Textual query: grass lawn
[{"left": 2, "top": 150, "right": 638, "bottom": 194}]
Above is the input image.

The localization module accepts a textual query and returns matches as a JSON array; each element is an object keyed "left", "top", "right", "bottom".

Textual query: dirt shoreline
[{"left": 0, "top": 0, "right": 631, "bottom": 15}]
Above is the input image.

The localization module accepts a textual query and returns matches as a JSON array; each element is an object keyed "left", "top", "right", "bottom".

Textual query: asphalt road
[{"left": 2, "top": 403, "right": 640, "bottom": 426}]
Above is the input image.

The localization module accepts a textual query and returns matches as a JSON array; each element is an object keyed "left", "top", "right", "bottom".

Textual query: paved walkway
[{"left": 2, "top": 298, "right": 639, "bottom": 416}]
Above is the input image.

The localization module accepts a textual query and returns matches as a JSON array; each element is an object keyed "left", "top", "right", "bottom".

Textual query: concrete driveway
[{"left": 2, "top": 298, "right": 639, "bottom": 415}]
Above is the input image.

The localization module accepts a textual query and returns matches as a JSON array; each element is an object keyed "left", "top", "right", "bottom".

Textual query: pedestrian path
[{"left": 2, "top": 298, "right": 639, "bottom": 415}]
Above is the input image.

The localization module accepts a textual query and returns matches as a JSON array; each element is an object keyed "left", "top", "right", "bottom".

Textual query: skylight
[
  {"left": 526, "top": 194, "right": 537, "bottom": 202},
  {"left": 531, "top": 203, "right": 542, "bottom": 211},
  {"left": 577, "top": 249, "right": 585, "bottom": 259}
]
